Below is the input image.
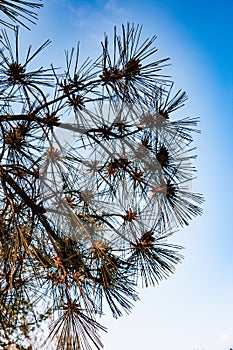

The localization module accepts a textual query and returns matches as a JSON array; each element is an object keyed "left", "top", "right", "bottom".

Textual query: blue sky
[{"left": 21, "top": 0, "right": 233, "bottom": 349}]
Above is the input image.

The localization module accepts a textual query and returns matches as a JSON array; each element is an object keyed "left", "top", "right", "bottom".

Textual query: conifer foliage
[{"left": 0, "top": 1, "right": 203, "bottom": 349}]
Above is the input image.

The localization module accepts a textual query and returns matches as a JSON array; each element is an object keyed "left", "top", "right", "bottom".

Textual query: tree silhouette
[{"left": 0, "top": 1, "right": 203, "bottom": 349}]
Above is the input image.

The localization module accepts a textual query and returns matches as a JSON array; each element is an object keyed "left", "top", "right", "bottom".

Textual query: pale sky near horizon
[{"left": 17, "top": 1, "right": 233, "bottom": 349}]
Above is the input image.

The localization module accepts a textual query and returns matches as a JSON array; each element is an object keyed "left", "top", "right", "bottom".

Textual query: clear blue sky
[{"left": 21, "top": 0, "right": 233, "bottom": 349}]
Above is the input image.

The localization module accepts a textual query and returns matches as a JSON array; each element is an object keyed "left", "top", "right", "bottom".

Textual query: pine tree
[{"left": 0, "top": 1, "right": 203, "bottom": 349}]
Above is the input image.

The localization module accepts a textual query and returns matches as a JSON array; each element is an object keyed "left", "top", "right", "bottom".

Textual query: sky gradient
[{"left": 19, "top": 1, "right": 233, "bottom": 349}]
